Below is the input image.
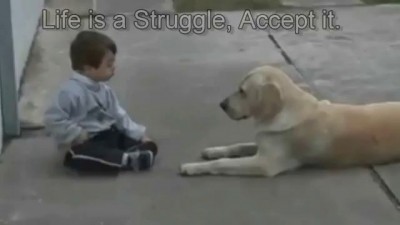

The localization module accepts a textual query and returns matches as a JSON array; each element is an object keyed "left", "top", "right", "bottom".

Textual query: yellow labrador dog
[{"left": 179, "top": 65, "right": 400, "bottom": 177}]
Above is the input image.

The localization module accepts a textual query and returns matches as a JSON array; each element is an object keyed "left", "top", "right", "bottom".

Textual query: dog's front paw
[
  {"left": 179, "top": 163, "right": 192, "bottom": 176},
  {"left": 201, "top": 146, "right": 227, "bottom": 160},
  {"left": 179, "top": 163, "right": 200, "bottom": 176}
]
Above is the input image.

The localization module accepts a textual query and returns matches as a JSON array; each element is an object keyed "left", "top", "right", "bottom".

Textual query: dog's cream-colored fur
[{"left": 179, "top": 65, "right": 400, "bottom": 177}]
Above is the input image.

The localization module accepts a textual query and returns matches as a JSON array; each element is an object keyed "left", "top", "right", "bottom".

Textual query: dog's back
[{"left": 287, "top": 101, "right": 400, "bottom": 167}]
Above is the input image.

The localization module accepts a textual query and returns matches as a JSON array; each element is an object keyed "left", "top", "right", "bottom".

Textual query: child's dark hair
[{"left": 69, "top": 30, "right": 117, "bottom": 71}]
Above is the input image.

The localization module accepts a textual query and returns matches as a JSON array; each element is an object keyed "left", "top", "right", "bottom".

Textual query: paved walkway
[{"left": 2, "top": 1, "right": 400, "bottom": 224}]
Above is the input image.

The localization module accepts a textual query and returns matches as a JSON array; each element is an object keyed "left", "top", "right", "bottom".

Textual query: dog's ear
[{"left": 251, "top": 82, "right": 283, "bottom": 121}]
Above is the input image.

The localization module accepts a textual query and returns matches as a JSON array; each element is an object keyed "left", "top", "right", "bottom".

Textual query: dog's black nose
[{"left": 220, "top": 99, "right": 228, "bottom": 110}]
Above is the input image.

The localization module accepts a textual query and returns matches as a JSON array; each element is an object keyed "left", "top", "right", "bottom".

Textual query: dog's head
[
  {"left": 220, "top": 65, "right": 318, "bottom": 131},
  {"left": 219, "top": 65, "right": 284, "bottom": 121}
]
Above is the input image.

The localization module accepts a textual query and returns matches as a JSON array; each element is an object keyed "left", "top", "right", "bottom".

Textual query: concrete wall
[
  {"left": 173, "top": 0, "right": 281, "bottom": 12},
  {"left": 11, "top": 0, "right": 45, "bottom": 91},
  {"left": 0, "top": 90, "right": 2, "bottom": 152}
]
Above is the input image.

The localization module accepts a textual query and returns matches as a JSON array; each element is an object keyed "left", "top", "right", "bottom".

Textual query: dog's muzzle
[{"left": 219, "top": 99, "right": 228, "bottom": 111}]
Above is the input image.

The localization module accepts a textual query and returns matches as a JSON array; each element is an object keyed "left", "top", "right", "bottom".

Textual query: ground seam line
[
  {"left": 267, "top": 33, "right": 324, "bottom": 98},
  {"left": 369, "top": 166, "right": 400, "bottom": 211},
  {"left": 267, "top": 32, "right": 400, "bottom": 211}
]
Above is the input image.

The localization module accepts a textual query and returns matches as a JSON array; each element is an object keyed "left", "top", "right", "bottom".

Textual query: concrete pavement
[{"left": 3, "top": 1, "right": 400, "bottom": 224}]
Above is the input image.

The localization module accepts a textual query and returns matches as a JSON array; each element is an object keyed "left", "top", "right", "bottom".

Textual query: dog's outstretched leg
[
  {"left": 201, "top": 142, "right": 257, "bottom": 160},
  {"left": 180, "top": 156, "right": 269, "bottom": 177}
]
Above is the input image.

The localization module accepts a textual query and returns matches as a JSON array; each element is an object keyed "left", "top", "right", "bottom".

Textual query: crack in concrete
[{"left": 267, "top": 31, "right": 400, "bottom": 211}]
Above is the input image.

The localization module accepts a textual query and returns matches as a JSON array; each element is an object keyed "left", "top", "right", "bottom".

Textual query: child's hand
[
  {"left": 72, "top": 130, "right": 89, "bottom": 146},
  {"left": 141, "top": 134, "right": 152, "bottom": 142}
]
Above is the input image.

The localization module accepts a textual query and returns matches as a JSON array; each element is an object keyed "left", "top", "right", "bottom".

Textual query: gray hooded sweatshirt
[{"left": 44, "top": 71, "right": 146, "bottom": 145}]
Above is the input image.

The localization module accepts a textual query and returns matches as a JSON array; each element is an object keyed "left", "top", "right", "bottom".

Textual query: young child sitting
[{"left": 44, "top": 30, "right": 158, "bottom": 173}]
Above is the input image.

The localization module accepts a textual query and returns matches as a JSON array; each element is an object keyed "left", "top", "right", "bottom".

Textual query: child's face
[{"left": 85, "top": 50, "right": 116, "bottom": 82}]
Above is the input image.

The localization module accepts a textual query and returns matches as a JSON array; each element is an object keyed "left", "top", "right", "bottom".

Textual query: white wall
[
  {"left": 0, "top": 0, "right": 44, "bottom": 152},
  {"left": 11, "top": 0, "right": 44, "bottom": 91}
]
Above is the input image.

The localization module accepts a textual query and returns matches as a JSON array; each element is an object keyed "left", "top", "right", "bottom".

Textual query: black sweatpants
[{"left": 63, "top": 126, "right": 158, "bottom": 173}]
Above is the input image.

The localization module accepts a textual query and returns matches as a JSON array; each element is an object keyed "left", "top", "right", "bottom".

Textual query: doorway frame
[{"left": 0, "top": 0, "right": 21, "bottom": 144}]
